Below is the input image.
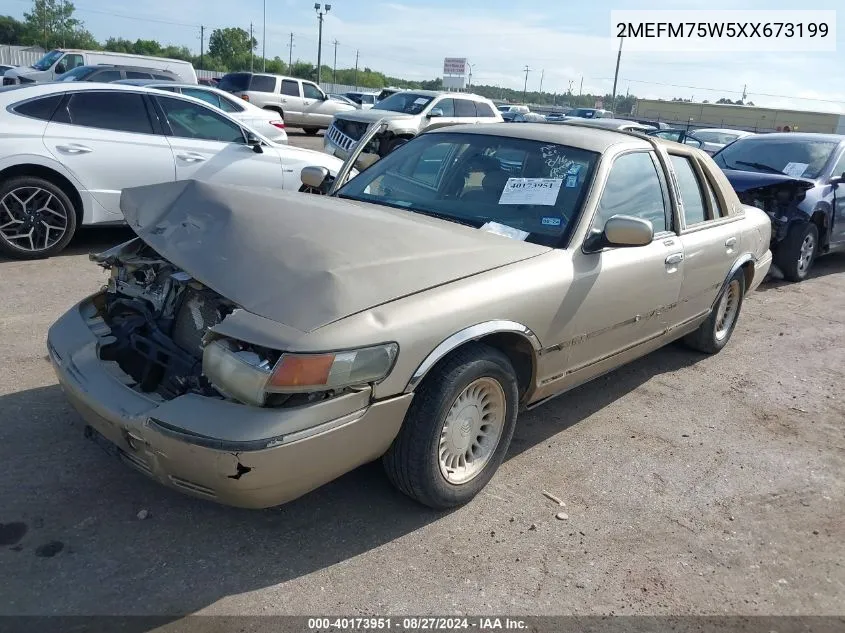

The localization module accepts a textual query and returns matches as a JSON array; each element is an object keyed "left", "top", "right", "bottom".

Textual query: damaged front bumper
[{"left": 47, "top": 294, "right": 412, "bottom": 509}]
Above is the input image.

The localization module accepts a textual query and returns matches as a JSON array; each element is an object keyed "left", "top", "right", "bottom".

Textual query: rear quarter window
[
  {"left": 11, "top": 94, "right": 63, "bottom": 121},
  {"left": 217, "top": 73, "right": 251, "bottom": 92}
]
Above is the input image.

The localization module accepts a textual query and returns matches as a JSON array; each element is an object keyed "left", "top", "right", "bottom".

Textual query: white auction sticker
[
  {"left": 498, "top": 178, "right": 563, "bottom": 206},
  {"left": 480, "top": 221, "right": 530, "bottom": 241},
  {"left": 782, "top": 162, "right": 809, "bottom": 177}
]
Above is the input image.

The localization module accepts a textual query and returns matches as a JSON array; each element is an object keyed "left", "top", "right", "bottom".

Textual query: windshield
[
  {"left": 336, "top": 132, "right": 599, "bottom": 247},
  {"left": 373, "top": 92, "right": 434, "bottom": 114},
  {"left": 713, "top": 137, "right": 838, "bottom": 179},
  {"left": 57, "top": 66, "right": 94, "bottom": 81},
  {"left": 32, "top": 50, "right": 64, "bottom": 71}
]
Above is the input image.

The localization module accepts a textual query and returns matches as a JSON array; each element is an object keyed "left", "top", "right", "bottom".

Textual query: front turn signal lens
[
  {"left": 268, "top": 353, "right": 336, "bottom": 389},
  {"left": 267, "top": 344, "right": 399, "bottom": 392}
]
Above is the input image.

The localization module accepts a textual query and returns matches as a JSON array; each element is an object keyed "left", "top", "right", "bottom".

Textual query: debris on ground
[
  {"left": 542, "top": 490, "right": 566, "bottom": 506},
  {"left": 136, "top": 510, "right": 150, "bottom": 521}
]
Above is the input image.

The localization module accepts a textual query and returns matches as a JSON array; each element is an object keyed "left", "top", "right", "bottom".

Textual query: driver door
[
  {"left": 536, "top": 150, "right": 684, "bottom": 398},
  {"left": 154, "top": 95, "right": 285, "bottom": 189},
  {"left": 302, "top": 81, "right": 335, "bottom": 128},
  {"left": 425, "top": 98, "right": 461, "bottom": 130}
]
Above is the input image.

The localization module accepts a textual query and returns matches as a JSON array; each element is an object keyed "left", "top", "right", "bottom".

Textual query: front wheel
[
  {"left": 683, "top": 268, "right": 745, "bottom": 354},
  {"left": 383, "top": 343, "right": 519, "bottom": 509},
  {"left": 776, "top": 222, "right": 818, "bottom": 282},
  {"left": 0, "top": 176, "right": 77, "bottom": 260},
  {"left": 303, "top": 127, "right": 320, "bottom": 136}
]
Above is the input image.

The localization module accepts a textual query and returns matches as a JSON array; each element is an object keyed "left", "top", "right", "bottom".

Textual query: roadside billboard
[{"left": 443, "top": 58, "right": 467, "bottom": 75}]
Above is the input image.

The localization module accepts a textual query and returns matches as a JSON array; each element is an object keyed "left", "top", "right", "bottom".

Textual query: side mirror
[
  {"left": 428, "top": 108, "right": 444, "bottom": 118},
  {"left": 301, "top": 165, "right": 330, "bottom": 189},
  {"left": 584, "top": 215, "right": 654, "bottom": 251},
  {"left": 831, "top": 173, "right": 845, "bottom": 187},
  {"left": 245, "top": 131, "right": 263, "bottom": 153}
]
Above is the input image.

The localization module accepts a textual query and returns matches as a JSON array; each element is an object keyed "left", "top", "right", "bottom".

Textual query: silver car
[{"left": 47, "top": 122, "right": 772, "bottom": 510}]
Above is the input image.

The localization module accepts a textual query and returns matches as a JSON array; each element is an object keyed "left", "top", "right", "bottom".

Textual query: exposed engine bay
[
  {"left": 94, "top": 239, "right": 238, "bottom": 400},
  {"left": 92, "top": 239, "right": 348, "bottom": 408}
]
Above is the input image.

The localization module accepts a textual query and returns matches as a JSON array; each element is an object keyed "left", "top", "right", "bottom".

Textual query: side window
[
  {"left": 153, "top": 74, "right": 176, "bottom": 81},
  {"left": 670, "top": 155, "right": 708, "bottom": 226},
  {"left": 475, "top": 102, "right": 496, "bottom": 117},
  {"left": 454, "top": 99, "right": 477, "bottom": 118},
  {"left": 250, "top": 75, "right": 277, "bottom": 93},
  {"left": 433, "top": 98, "right": 454, "bottom": 117},
  {"left": 216, "top": 95, "right": 244, "bottom": 113},
  {"left": 157, "top": 96, "right": 245, "bottom": 143},
  {"left": 58, "top": 91, "right": 154, "bottom": 134},
  {"left": 12, "top": 94, "right": 63, "bottom": 121},
  {"left": 700, "top": 169, "right": 726, "bottom": 218},
  {"left": 126, "top": 71, "right": 153, "bottom": 79},
  {"left": 281, "top": 79, "right": 299, "bottom": 96},
  {"left": 60, "top": 54, "right": 84, "bottom": 71},
  {"left": 655, "top": 130, "right": 682, "bottom": 142},
  {"left": 182, "top": 88, "right": 221, "bottom": 109},
  {"left": 91, "top": 70, "right": 121, "bottom": 82},
  {"left": 594, "top": 152, "right": 667, "bottom": 233},
  {"left": 399, "top": 142, "right": 455, "bottom": 186},
  {"left": 302, "top": 82, "right": 323, "bottom": 100}
]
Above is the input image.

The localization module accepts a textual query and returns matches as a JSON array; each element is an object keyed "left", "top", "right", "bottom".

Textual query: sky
[{"left": 4, "top": 0, "right": 844, "bottom": 113}]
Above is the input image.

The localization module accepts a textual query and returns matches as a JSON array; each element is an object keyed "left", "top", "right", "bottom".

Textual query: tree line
[{"left": 2, "top": 0, "right": 753, "bottom": 114}]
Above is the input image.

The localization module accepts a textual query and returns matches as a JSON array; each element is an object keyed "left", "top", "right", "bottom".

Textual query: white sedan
[
  {"left": 114, "top": 79, "right": 289, "bottom": 144},
  {"left": 0, "top": 83, "right": 345, "bottom": 259}
]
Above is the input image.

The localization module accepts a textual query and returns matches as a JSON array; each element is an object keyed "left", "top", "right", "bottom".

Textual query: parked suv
[
  {"left": 57, "top": 64, "right": 180, "bottom": 83},
  {"left": 217, "top": 72, "right": 355, "bottom": 135},
  {"left": 324, "top": 90, "right": 503, "bottom": 160}
]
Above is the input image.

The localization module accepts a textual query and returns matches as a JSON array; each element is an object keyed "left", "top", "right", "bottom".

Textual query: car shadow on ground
[
  {"left": 756, "top": 252, "right": 845, "bottom": 292},
  {"left": 0, "top": 342, "right": 702, "bottom": 619}
]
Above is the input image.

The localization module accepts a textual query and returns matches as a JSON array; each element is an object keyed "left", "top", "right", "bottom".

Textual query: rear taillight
[{"left": 270, "top": 120, "right": 285, "bottom": 129}]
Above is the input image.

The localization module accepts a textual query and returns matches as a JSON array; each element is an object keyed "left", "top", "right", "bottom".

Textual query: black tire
[
  {"left": 303, "top": 127, "right": 320, "bottom": 136},
  {"left": 383, "top": 343, "right": 519, "bottom": 509},
  {"left": 383, "top": 137, "right": 410, "bottom": 156},
  {"left": 775, "top": 222, "right": 818, "bottom": 282},
  {"left": 0, "top": 175, "right": 78, "bottom": 260},
  {"left": 683, "top": 268, "right": 746, "bottom": 354}
]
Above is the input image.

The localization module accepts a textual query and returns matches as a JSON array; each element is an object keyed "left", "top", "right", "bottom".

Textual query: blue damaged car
[{"left": 713, "top": 133, "right": 845, "bottom": 281}]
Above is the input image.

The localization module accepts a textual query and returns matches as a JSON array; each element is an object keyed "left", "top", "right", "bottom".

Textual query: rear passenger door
[
  {"left": 279, "top": 79, "right": 305, "bottom": 125},
  {"left": 671, "top": 151, "right": 742, "bottom": 327},
  {"left": 43, "top": 90, "right": 174, "bottom": 218}
]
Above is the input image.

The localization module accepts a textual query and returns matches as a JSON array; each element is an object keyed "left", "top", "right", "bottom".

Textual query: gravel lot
[{"left": 1, "top": 130, "right": 843, "bottom": 617}]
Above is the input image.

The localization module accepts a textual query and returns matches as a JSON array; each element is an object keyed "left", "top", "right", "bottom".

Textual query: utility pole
[
  {"left": 610, "top": 36, "right": 623, "bottom": 113},
  {"left": 354, "top": 49, "right": 359, "bottom": 90},
  {"left": 741, "top": 83, "right": 747, "bottom": 104},
  {"left": 332, "top": 39, "right": 339, "bottom": 85},
  {"left": 567, "top": 79, "right": 574, "bottom": 95},
  {"left": 579, "top": 76, "right": 583, "bottom": 97},
  {"left": 522, "top": 65, "right": 531, "bottom": 104},
  {"left": 262, "top": 0, "right": 266, "bottom": 72},
  {"left": 315, "top": 4, "right": 332, "bottom": 85},
  {"left": 249, "top": 23, "right": 254, "bottom": 72},
  {"left": 199, "top": 25, "right": 205, "bottom": 71},
  {"left": 288, "top": 32, "right": 294, "bottom": 71},
  {"left": 539, "top": 68, "right": 544, "bottom": 94}
]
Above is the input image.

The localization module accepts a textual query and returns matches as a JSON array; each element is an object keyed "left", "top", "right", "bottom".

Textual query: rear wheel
[
  {"left": 0, "top": 176, "right": 77, "bottom": 260},
  {"left": 383, "top": 343, "right": 519, "bottom": 509},
  {"left": 776, "top": 222, "right": 818, "bottom": 282},
  {"left": 303, "top": 127, "right": 320, "bottom": 136},
  {"left": 683, "top": 268, "right": 745, "bottom": 354}
]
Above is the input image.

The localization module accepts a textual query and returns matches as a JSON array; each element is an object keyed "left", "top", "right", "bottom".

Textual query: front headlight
[{"left": 202, "top": 340, "right": 399, "bottom": 406}]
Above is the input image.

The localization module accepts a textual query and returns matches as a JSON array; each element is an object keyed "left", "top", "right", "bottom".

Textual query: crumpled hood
[
  {"left": 335, "top": 108, "right": 415, "bottom": 124},
  {"left": 119, "top": 180, "right": 549, "bottom": 333},
  {"left": 722, "top": 169, "right": 817, "bottom": 194}
]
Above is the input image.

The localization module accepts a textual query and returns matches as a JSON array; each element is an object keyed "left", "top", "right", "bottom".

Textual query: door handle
[
  {"left": 665, "top": 253, "right": 684, "bottom": 265},
  {"left": 176, "top": 153, "right": 206, "bottom": 163},
  {"left": 56, "top": 144, "right": 92, "bottom": 154},
  {"left": 725, "top": 237, "right": 737, "bottom": 251}
]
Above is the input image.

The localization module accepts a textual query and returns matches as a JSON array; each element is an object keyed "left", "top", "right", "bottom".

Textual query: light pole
[
  {"left": 466, "top": 62, "right": 474, "bottom": 90},
  {"left": 262, "top": 0, "right": 266, "bottom": 72},
  {"left": 315, "top": 3, "right": 331, "bottom": 84},
  {"left": 610, "top": 36, "right": 623, "bottom": 114}
]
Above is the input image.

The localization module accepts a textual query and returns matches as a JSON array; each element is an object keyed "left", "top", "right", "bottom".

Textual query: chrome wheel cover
[
  {"left": 438, "top": 377, "right": 506, "bottom": 485},
  {"left": 797, "top": 232, "right": 815, "bottom": 274},
  {"left": 0, "top": 186, "right": 69, "bottom": 252},
  {"left": 715, "top": 279, "right": 741, "bottom": 341}
]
